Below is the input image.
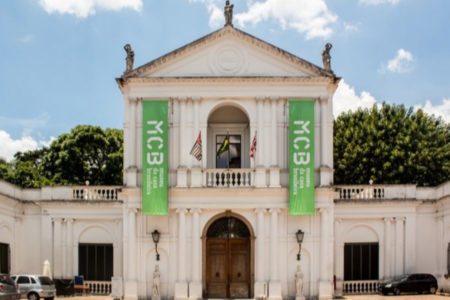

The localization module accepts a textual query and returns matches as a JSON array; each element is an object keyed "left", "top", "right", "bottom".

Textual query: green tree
[
  {"left": 42, "top": 125, "right": 123, "bottom": 186},
  {"left": 1, "top": 125, "right": 123, "bottom": 188},
  {"left": 334, "top": 103, "right": 450, "bottom": 186}
]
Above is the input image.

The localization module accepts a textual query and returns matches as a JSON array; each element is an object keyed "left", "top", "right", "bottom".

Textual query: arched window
[{"left": 206, "top": 217, "right": 250, "bottom": 238}]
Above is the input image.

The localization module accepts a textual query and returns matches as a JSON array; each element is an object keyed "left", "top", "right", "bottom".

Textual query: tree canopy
[
  {"left": 0, "top": 125, "right": 123, "bottom": 188},
  {"left": 334, "top": 103, "right": 450, "bottom": 186}
]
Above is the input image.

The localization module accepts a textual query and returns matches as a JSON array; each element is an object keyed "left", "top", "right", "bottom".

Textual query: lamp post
[
  {"left": 296, "top": 229, "right": 304, "bottom": 261},
  {"left": 152, "top": 229, "right": 160, "bottom": 261}
]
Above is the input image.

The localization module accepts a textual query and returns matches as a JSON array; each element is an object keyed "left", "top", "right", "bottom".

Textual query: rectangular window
[
  {"left": 0, "top": 243, "right": 9, "bottom": 274},
  {"left": 447, "top": 243, "right": 450, "bottom": 275},
  {"left": 78, "top": 244, "right": 113, "bottom": 281},
  {"left": 216, "top": 135, "right": 241, "bottom": 168},
  {"left": 344, "top": 243, "right": 379, "bottom": 281}
]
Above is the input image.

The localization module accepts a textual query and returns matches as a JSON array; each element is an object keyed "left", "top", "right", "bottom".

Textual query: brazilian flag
[{"left": 216, "top": 134, "right": 230, "bottom": 157}]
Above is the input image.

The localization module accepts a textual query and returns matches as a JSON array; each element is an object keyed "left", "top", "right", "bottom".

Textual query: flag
[
  {"left": 250, "top": 131, "right": 257, "bottom": 158},
  {"left": 216, "top": 134, "right": 230, "bottom": 157},
  {"left": 190, "top": 131, "right": 202, "bottom": 161}
]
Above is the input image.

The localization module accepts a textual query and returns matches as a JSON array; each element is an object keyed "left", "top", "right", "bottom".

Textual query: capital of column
[
  {"left": 190, "top": 208, "right": 202, "bottom": 215},
  {"left": 395, "top": 216, "right": 406, "bottom": 223},
  {"left": 254, "top": 208, "right": 267, "bottom": 214},
  {"left": 269, "top": 208, "right": 280, "bottom": 214},
  {"left": 318, "top": 207, "right": 329, "bottom": 214},
  {"left": 318, "top": 96, "right": 328, "bottom": 104},
  {"left": 66, "top": 218, "right": 74, "bottom": 224},
  {"left": 127, "top": 96, "right": 140, "bottom": 103},
  {"left": 128, "top": 208, "right": 138, "bottom": 214},
  {"left": 383, "top": 217, "right": 393, "bottom": 223},
  {"left": 176, "top": 208, "right": 188, "bottom": 215}
]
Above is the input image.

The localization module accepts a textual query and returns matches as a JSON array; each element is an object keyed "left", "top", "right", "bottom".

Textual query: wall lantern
[
  {"left": 296, "top": 229, "right": 304, "bottom": 261},
  {"left": 152, "top": 229, "right": 160, "bottom": 261}
]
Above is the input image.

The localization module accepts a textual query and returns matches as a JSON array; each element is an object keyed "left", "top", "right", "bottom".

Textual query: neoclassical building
[{"left": 0, "top": 7, "right": 449, "bottom": 300}]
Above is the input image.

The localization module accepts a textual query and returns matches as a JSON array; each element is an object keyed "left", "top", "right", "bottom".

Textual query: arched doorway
[{"left": 204, "top": 215, "right": 253, "bottom": 298}]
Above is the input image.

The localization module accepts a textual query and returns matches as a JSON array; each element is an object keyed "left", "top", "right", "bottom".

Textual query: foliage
[
  {"left": 334, "top": 103, "right": 450, "bottom": 186},
  {"left": 1, "top": 125, "right": 123, "bottom": 188}
]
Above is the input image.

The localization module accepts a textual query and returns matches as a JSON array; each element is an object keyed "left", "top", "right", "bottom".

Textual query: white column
[
  {"left": 319, "top": 98, "right": 332, "bottom": 186},
  {"left": 269, "top": 208, "right": 281, "bottom": 300},
  {"left": 128, "top": 209, "right": 137, "bottom": 280},
  {"left": 179, "top": 100, "right": 187, "bottom": 167},
  {"left": 53, "top": 218, "right": 62, "bottom": 278},
  {"left": 318, "top": 208, "right": 332, "bottom": 298},
  {"left": 190, "top": 208, "right": 202, "bottom": 299},
  {"left": 395, "top": 217, "right": 405, "bottom": 276},
  {"left": 404, "top": 215, "right": 416, "bottom": 274},
  {"left": 269, "top": 99, "right": 280, "bottom": 187},
  {"left": 175, "top": 208, "right": 188, "bottom": 299},
  {"left": 193, "top": 100, "right": 200, "bottom": 166},
  {"left": 61, "top": 219, "right": 67, "bottom": 278},
  {"left": 437, "top": 216, "right": 444, "bottom": 277},
  {"left": 383, "top": 217, "right": 392, "bottom": 278},
  {"left": 334, "top": 219, "right": 344, "bottom": 297},
  {"left": 66, "top": 219, "right": 73, "bottom": 278},
  {"left": 129, "top": 99, "right": 137, "bottom": 167},
  {"left": 256, "top": 99, "right": 264, "bottom": 167},
  {"left": 255, "top": 208, "right": 267, "bottom": 298}
]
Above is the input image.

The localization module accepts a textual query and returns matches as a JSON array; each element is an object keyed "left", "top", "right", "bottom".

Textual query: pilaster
[
  {"left": 255, "top": 208, "right": 267, "bottom": 298},
  {"left": 175, "top": 208, "right": 188, "bottom": 300},
  {"left": 268, "top": 208, "right": 281, "bottom": 300},
  {"left": 189, "top": 208, "right": 202, "bottom": 299}
]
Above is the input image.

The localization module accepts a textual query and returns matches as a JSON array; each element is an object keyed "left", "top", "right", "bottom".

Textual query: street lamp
[
  {"left": 296, "top": 229, "right": 304, "bottom": 261},
  {"left": 152, "top": 229, "right": 160, "bottom": 261}
]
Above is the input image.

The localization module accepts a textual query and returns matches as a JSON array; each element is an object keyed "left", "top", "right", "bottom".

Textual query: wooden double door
[{"left": 205, "top": 237, "right": 251, "bottom": 298}]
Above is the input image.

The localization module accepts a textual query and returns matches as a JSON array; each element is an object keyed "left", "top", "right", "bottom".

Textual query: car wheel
[
  {"left": 430, "top": 286, "right": 437, "bottom": 294},
  {"left": 27, "top": 293, "right": 39, "bottom": 300},
  {"left": 394, "top": 288, "right": 401, "bottom": 295}
]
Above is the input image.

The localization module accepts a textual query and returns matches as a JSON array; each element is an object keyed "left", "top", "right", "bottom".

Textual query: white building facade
[{"left": 1, "top": 22, "right": 450, "bottom": 300}]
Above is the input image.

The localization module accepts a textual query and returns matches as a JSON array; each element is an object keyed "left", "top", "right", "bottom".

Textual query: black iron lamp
[
  {"left": 296, "top": 229, "right": 304, "bottom": 261},
  {"left": 152, "top": 229, "right": 160, "bottom": 261}
]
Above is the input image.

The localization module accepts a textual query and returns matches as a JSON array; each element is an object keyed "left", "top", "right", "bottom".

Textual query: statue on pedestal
[
  {"left": 152, "top": 265, "right": 161, "bottom": 300},
  {"left": 322, "top": 43, "right": 333, "bottom": 74},
  {"left": 295, "top": 265, "right": 304, "bottom": 300},
  {"left": 224, "top": 0, "right": 234, "bottom": 26},
  {"left": 124, "top": 44, "right": 134, "bottom": 74}
]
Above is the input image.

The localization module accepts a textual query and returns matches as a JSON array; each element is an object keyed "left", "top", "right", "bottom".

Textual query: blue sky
[{"left": 0, "top": 0, "right": 449, "bottom": 160}]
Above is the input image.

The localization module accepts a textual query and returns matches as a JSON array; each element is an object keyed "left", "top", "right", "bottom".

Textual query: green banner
[
  {"left": 142, "top": 100, "right": 168, "bottom": 215},
  {"left": 289, "top": 100, "right": 315, "bottom": 215}
]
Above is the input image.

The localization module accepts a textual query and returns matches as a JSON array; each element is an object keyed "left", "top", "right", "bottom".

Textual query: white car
[{"left": 10, "top": 275, "right": 55, "bottom": 300}]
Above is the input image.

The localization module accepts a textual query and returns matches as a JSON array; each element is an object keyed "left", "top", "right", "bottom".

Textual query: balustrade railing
[
  {"left": 343, "top": 280, "right": 380, "bottom": 294},
  {"left": 204, "top": 168, "right": 253, "bottom": 187},
  {"left": 337, "top": 185, "right": 385, "bottom": 200},
  {"left": 73, "top": 186, "right": 121, "bottom": 200},
  {"left": 85, "top": 281, "right": 112, "bottom": 295}
]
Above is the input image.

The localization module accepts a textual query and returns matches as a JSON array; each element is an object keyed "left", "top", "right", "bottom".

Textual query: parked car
[
  {"left": 0, "top": 274, "right": 20, "bottom": 300},
  {"left": 378, "top": 273, "right": 438, "bottom": 295},
  {"left": 10, "top": 275, "right": 55, "bottom": 300}
]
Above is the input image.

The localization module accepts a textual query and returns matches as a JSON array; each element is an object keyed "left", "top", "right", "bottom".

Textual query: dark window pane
[
  {"left": 344, "top": 243, "right": 379, "bottom": 281},
  {"left": 17, "top": 276, "right": 30, "bottom": 284},
  {"left": 216, "top": 134, "right": 242, "bottom": 169},
  {"left": 0, "top": 243, "right": 8, "bottom": 274},
  {"left": 78, "top": 244, "right": 113, "bottom": 281}
]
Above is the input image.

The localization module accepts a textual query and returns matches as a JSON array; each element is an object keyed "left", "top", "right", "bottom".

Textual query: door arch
[{"left": 203, "top": 213, "right": 254, "bottom": 299}]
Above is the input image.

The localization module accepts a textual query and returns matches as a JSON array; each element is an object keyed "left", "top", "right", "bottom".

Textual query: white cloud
[
  {"left": 0, "top": 131, "right": 53, "bottom": 162},
  {"left": 343, "top": 22, "right": 359, "bottom": 32},
  {"left": 414, "top": 98, "right": 450, "bottom": 123},
  {"left": 0, "top": 112, "right": 50, "bottom": 137},
  {"left": 359, "top": 0, "right": 400, "bottom": 5},
  {"left": 38, "top": 0, "right": 142, "bottom": 18},
  {"left": 385, "top": 49, "right": 414, "bottom": 73},
  {"left": 190, "top": 0, "right": 337, "bottom": 39},
  {"left": 333, "top": 79, "right": 378, "bottom": 117}
]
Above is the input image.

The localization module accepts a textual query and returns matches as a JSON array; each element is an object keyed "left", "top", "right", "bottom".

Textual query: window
[
  {"left": 0, "top": 243, "right": 9, "bottom": 274},
  {"left": 344, "top": 243, "right": 379, "bottom": 281},
  {"left": 30, "top": 277, "right": 36, "bottom": 284},
  {"left": 216, "top": 135, "right": 241, "bottom": 168},
  {"left": 447, "top": 243, "right": 450, "bottom": 275},
  {"left": 78, "top": 244, "right": 113, "bottom": 281},
  {"left": 17, "top": 276, "right": 30, "bottom": 284}
]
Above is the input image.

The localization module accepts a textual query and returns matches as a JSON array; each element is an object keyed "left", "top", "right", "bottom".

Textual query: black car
[{"left": 378, "top": 273, "right": 438, "bottom": 295}]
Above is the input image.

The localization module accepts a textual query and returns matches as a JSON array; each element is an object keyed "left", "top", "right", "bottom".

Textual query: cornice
[{"left": 125, "top": 76, "right": 335, "bottom": 85}]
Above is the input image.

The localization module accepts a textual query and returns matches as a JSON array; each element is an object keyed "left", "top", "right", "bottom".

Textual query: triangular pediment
[{"left": 125, "top": 26, "right": 332, "bottom": 79}]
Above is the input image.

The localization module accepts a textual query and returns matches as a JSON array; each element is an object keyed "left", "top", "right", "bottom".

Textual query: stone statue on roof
[
  {"left": 224, "top": 0, "right": 234, "bottom": 27},
  {"left": 124, "top": 43, "right": 135, "bottom": 74},
  {"left": 322, "top": 43, "right": 333, "bottom": 74}
]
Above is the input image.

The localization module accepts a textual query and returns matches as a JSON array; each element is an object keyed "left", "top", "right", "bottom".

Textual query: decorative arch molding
[
  {"left": 0, "top": 222, "right": 13, "bottom": 243},
  {"left": 77, "top": 224, "right": 115, "bottom": 244},
  {"left": 204, "top": 100, "right": 253, "bottom": 127},
  {"left": 343, "top": 224, "right": 380, "bottom": 244},
  {"left": 201, "top": 211, "right": 255, "bottom": 239}
]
